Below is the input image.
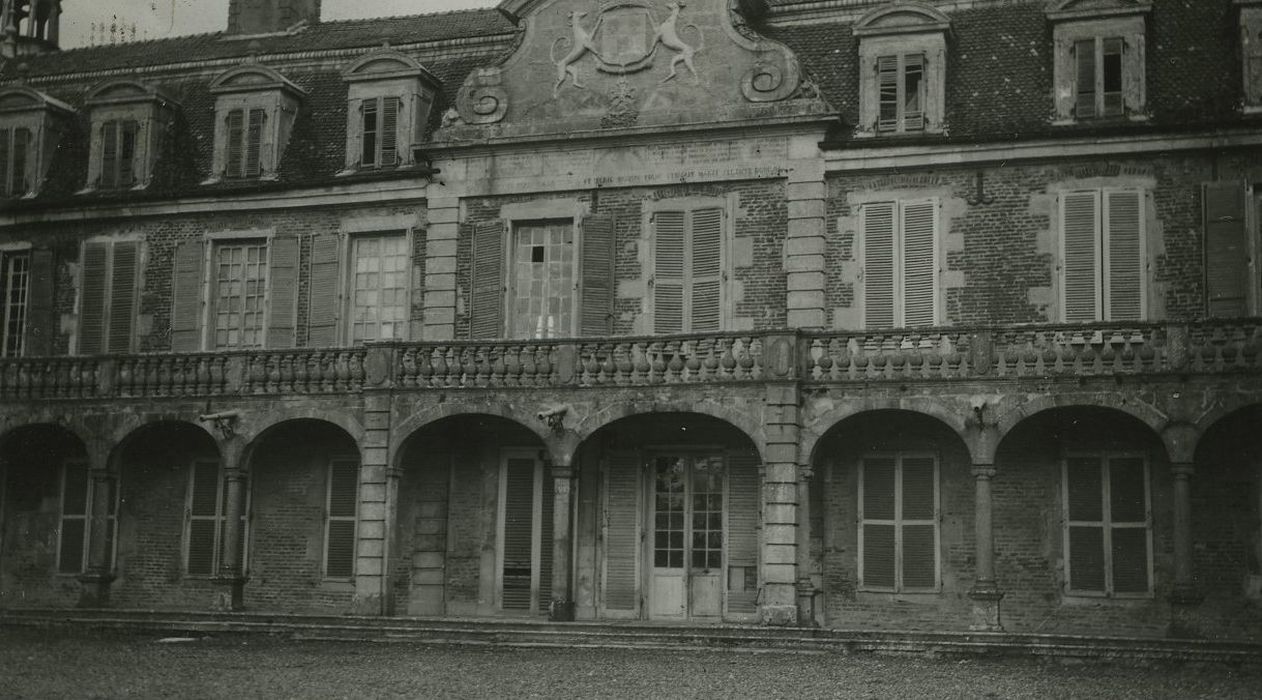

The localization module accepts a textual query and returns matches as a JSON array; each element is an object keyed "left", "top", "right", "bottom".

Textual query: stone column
[
  {"left": 214, "top": 440, "right": 247, "bottom": 611},
  {"left": 354, "top": 388, "right": 395, "bottom": 615},
  {"left": 794, "top": 463, "right": 816, "bottom": 626},
  {"left": 1170, "top": 462, "right": 1200, "bottom": 604},
  {"left": 78, "top": 445, "right": 116, "bottom": 608},
  {"left": 968, "top": 464, "right": 1003, "bottom": 631},
  {"left": 785, "top": 153, "right": 827, "bottom": 330},
  {"left": 422, "top": 197, "right": 460, "bottom": 340},
  {"left": 761, "top": 381, "right": 800, "bottom": 626},
  {"left": 549, "top": 465, "right": 576, "bottom": 621}
]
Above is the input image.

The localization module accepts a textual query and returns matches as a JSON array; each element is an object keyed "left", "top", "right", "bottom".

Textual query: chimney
[{"left": 227, "top": 0, "right": 320, "bottom": 35}]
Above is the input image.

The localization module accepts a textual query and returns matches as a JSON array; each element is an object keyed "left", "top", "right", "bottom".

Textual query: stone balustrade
[{"left": 0, "top": 321, "right": 1257, "bottom": 400}]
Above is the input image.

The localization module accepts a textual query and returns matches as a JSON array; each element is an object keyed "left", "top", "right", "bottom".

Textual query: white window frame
[
  {"left": 1056, "top": 188, "right": 1148, "bottom": 322},
  {"left": 857, "top": 451, "right": 941, "bottom": 594},
  {"left": 495, "top": 448, "right": 548, "bottom": 613},
  {"left": 506, "top": 218, "right": 580, "bottom": 340},
  {"left": 1061, "top": 451, "right": 1153, "bottom": 598},
  {"left": 0, "top": 247, "right": 31, "bottom": 358},
  {"left": 322, "top": 455, "right": 360, "bottom": 581},
  {"left": 183, "top": 459, "right": 250, "bottom": 578},
  {"left": 56, "top": 460, "right": 119, "bottom": 576},
  {"left": 857, "top": 198, "right": 942, "bottom": 328},
  {"left": 202, "top": 231, "right": 274, "bottom": 351},
  {"left": 343, "top": 230, "right": 413, "bottom": 345}
]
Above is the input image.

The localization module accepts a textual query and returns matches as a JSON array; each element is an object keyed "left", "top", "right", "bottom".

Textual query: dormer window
[
  {"left": 1047, "top": 0, "right": 1151, "bottom": 124},
  {"left": 84, "top": 79, "right": 177, "bottom": 192},
  {"left": 0, "top": 127, "right": 31, "bottom": 196},
  {"left": 1239, "top": 0, "right": 1262, "bottom": 112},
  {"left": 98, "top": 120, "right": 138, "bottom": 188},
  {"left": 206, "top": 62, "right": 305, "bottom": 184},
  {"left": 340, "top": 48, "right": 440, "bottom": 173},
  {"left": 853, "top": 3, "right": 949, "bottom": 138},
  {"left": 0, "top": 86, "right": 74, "bottom": 199}
]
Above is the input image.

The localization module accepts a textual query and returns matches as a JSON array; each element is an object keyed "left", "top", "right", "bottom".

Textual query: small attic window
[
  {"left": 1046, "top": 0, "right": 1151, "bottom": 124},
  {"left": 205, "top": 62, "right": 305, "bottom": 184},
  {"left": 853, "top": 3, "right": 950, "bottom": 138},
  {"left": 339, "top": 48, "right": 441, "bottom": 174},
  {"left": 0, "top": 86, "right": 75, "bottom": 199},
  {"left": 83, "top": 79, "right": 176, "bottom": 193}
]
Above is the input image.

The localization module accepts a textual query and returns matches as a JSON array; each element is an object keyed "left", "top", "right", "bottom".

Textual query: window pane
[
  {"left": 901, "top": 524, "right": 936, "bottom": 589},
  {"left": 1102, "top": 37, "right": 1124, "bottom": 117},
  {"left": 350, "top": 235, "right": 408, "bottom": 343},
  {"left": 862, "top": 457, "right": 896, "bottom": 520},
  {"left": 3, "top": 252, "right": 30, "bottom": 357},
  {"left": 1111, "top": 527, "right": 1149, "bottom": 593},
  {"left": 900, "top": 456, "right": 935, "bottom": 520},
  {"left": 1065, "top": 456, "right": 1103, "bottom": 521},
  {"left": 863, "top": 523, "right": 895, "bottom": 588},
  {"left": 1068, "top": 525, "right": 1105, "bottom": 592},
  {"left": 1075, "top": 39, "right": 1097, "bottom": 118},
  {"left": 1108, "top": 457, "right": 1146, "bottom": 523}
]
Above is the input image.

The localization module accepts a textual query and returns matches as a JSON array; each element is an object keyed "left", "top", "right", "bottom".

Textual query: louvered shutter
[
  {"left": 307, "top": 234, "right": 341, "bottom": 346},
  {"left": 0, "top": 128, "right": 9, "bottom": 195},
  {"left": 725, "top": 449, "right": 759, "bottom": 614},
  {"left": 24, "top": 248, "right": 54, "bottom": 356},
  {"left": 877, "top": 55, "right": 899, "bottom": 132},
  {"left": 380, "top": 97, "right": 400, "bottom": 167},
  {"left": 170, "top": 240, "right": 205, "bottom": 352},
  {"left": 652, "top": 210, "right": 686, "bottom": 334},
  {"left": 11, "top": 128, "right": 28, "bottom": 195},
  {"left": 1065, "top": 456, "right": 1105, "bottom": 592},
  {"left": 862, "top": 202, "right": 896, "bottom": 328},
  {"left": 470, "top": 220, "right": 505, "bottom": 339},
  {"left": 603, "top": 450, "right": 641, "bottom": 613},
  {"left": 360, "top": 98, "right": 378, "bottom": 167},
  {"left": 579, "top": 214, "right": 615, "bottom": 336},
  {"left": 108, "top": 242, "right": 139, "bottom": 353},
  {"left": 79, "top": 242, "right": 109, "bottom": 355},
  {"left": 1102, "top": 38, "right": 1125, "bottom": 117},
  {"left": 187, "top": 460, "right": 221, "bottom": 576},
  {"left": 266, "top": 236, "right": 298, "bottom": 348},
  {"left": 225, "top": 109, "right": 244, "bottom": 178},
  {"left": 1108, "top": 456, "right": 1148, "bottom": 594},
  {"left": 690, "top": 208, "right": 723, "bottom": 333},
  {"left": 1203, "top": 182, "right": 1248, "bottom": 318},
  {"left": 58, "top": 460, "right": 89, "bottom": 574},
  {"left": 537, "top": 463, "right": 555, "bottom": 613},
  {"left": 325, "top": 458, "right": 359, "bottom": 579},
  {"left": 1074, "top": 39, "right": 1097, "bottom": 118},
  {"left": 861, "top": 456, "right": 896, "bottom": 589},
  {"left": 501, "top": 457, "right": 536, "bottom": 611},
  {"left": 900, "top": 455, "right": 937, "bottom": 590},
  {"left": 118, "top": 121, "right": 138, "bottom": 188},
  {"left": 900, "top": 200, "right": 937, "bottom": 328},
  {"left": 245, "top": 108, "right": 265, "bottom": 177},
  {"left": 1061, "top": 191, "right": 1101, "bottom": 322},
  {"left": 902, "top": 53, "right": 925, "bottom": 131},
  {"left": 100, "top": 121, "right": 118, "bottom": 189},
  {"left": 1103, "top": 190, "right": 1144, "bottom": 321}
]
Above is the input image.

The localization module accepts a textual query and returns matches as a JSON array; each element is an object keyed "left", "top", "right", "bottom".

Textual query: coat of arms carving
[{"left": 552, "top": 0, "right": 702, "bottom": 96}]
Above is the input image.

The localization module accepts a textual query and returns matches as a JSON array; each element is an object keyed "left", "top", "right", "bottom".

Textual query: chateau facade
[{"left": 0, "top": 0, "right": 1260, "bottom": 639}]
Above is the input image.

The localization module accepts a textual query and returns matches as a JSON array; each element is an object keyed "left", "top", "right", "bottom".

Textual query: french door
[{"left": 648, "top": 453, "right": 725, "bottom": 620}]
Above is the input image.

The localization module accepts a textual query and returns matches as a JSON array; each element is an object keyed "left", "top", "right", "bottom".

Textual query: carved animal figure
[
  {"left": 655, "top": 1, "right": 702, "bottom": 84},
  {"left": 551, "top": 10, "right": 600, "bottom": 97}
]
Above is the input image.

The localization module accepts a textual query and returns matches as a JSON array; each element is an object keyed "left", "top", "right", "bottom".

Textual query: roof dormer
[
  {"left": 82, "top": 78, "right": 178, "bottom": 192},
  {"left": 339, "top": 47, "right": 441, "bottom": 173},
  {"left": 1046, "top": 0, "right": 1152, "bottom": 124},
  {"left": 853, "top": 2, "right": 951, "bottom": 137},
  {"left": 205, "top": 62, "right": 306, "bottom": 183},
  {"left": 0, "top": 85, "right": 74, "bottom": 198}
]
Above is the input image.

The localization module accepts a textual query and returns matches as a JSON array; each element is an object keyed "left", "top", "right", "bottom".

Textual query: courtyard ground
[{"left": 0, "top": 626, "right": 1259, "bottom": 699}]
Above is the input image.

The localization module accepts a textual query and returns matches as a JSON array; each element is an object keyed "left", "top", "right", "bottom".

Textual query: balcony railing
[{"left": 0, "top": 321, "right": 1257, "bottom": 400}]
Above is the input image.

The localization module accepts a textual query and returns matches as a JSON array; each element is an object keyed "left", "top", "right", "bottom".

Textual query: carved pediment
[
  {"left": 86, "top": 79, "right": 177, "bottom": 108},
  {"left": 853, "top": 2, "right": 951, "bottom": 37},
  {"left": 342, "top": 48, "right": 440, "bottom": 86},
  {"left": 209, "top": 62, "right": 306, "bottom": 96},
  {"left": 1046, "top": 0, "right": 1152, "bottom": 21},
  {"left": 0, "top": 86, "right": 74, "bottom": 115}
]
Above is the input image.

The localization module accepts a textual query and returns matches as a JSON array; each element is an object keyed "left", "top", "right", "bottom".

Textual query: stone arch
[
  {"left": 994, "top": 394, "right": 1168, "bottom": 452},
  {"left": 390, "top": 402, "right": 554, "bottom": 466},
  {"left": 802, "top": 398, "right": 969, "bottom": 467},
  {"left": 0, "top": 416, "right": 94, "bottom": 453},
  {"left": 108, "top": 412, "right": 217, "bottom": 449},
  {"left": 243, "top": 415, "right": 363, "bottom": 468},
  {"left": 109, "top": 418, "right": 220, "bottom": 470},
  {"left": 854, "top": 1, "right": 951, "bottom": 36},
  {"left": 571, "top": 399, "right": 764, "bottom": 458},
  {"left": 238, "top": 408, "right": 364, "bottom": 449},
  {"left": 1194, "top": 400, "right": 1262, "bottom": 441}
]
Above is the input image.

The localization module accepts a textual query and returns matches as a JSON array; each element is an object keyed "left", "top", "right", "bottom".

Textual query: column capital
[
  {"left": 971, "top": 464, "right": 997, "bottom": 480},
  {"left": 1171, "top": 462, "right": 1194, "bottom": 479}
]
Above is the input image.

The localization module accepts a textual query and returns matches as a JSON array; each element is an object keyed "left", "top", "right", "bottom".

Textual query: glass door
[{"left": 648, "top": 454, "right": 724, "bottom": 620}]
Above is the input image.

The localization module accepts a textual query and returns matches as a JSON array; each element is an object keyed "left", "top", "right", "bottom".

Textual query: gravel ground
[{"left": 1, "top": 627, "right": 1260, "bottom": 699}]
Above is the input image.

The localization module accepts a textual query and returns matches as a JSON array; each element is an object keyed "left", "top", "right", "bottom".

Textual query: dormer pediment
[
  {"left": 853, "top": 2, "right": 951, "bottom": 37},
  {"left": 342, "top": 49, "right": 440, "bottom": 87},
  {"left": 1046, "top": 0, "right": 1152, "bottom": 22},
  {"left": 209, "top": 63, "right": 306, "bottom": 97},
  {"left": 0, "top": 86, "right": 74, "bottom": 116},
  {"left": 85, "top": 79, "right": 178, "bottom": 108}
]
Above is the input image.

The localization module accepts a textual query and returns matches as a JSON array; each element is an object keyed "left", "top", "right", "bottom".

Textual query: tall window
[
  {"left": 877, "top": 53, "right": 925, "bottom": 133},
  {"left": 324, "top": 458, "right": 359, "bottom": 580},
  {"left": 0, "top": 127, "right": 31, "bottom": 197},
  {"left": 212, "top": 240, "right": 268, "bottom": 349},
  {"left": 510, "top": 221, "right": 574, "bottom": 339},
  {"left": 1059, "top": 189, "right": 1145, "bottom": 322},
  {"left": 224, "top": 108, "right": 265, "bottom": 179},
  {"left": 349, "top": 234, "right": 408, "bottom": 343},
  {"left": 1074, "top": 37, "right": 1124, "bottom": 119},
  {"left": 358, "top": 97, "right": 400, "bottom": 169},
  {"left": 1063, "top": 453, "right": 1151, "bottom": 596},
  {"left": 859, "top": 453, "right": 939, "bottom": 592},
  {"left": 860, "top": 199, "right": 939, "bottom": 328},
  {"left": 58, "top": 460, "right": 118, "bottom": 575},
  {"left": 652, "top": 206, "right": 725, "bottom": 334},
  {"left": 98, "top": 119, "right": 139, "bottom": 189},
  {"left": 185, "top": 460, "right": 247, "bottom": 576},
  {"left": 1, "top": 251, "right": 30, "bottom": 357}
]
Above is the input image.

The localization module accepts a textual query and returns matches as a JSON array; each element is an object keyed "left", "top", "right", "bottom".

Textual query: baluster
[
  {"left": 331, "top": 352, "right": 348, "bottom": 391},
  {"left": 424, "top": 347, "right": 442, "bottom": 387},
  {"left": 349, "top": 351, "right": 365, "bottom": 390},
  {"left": 631, "top": 342, "right": 650, "bottom": 384},
  {"left": 602, "top": 345, "right": 618, "bottom": 384},
  {"left": 517, "top": 345, "right": 535, "bottom": 387},
  {"left": 277, "top": 354, "right": 293, "bottom": 393},
  {"left": 535, "top": 345, "right": 554, "bottom": 384}
]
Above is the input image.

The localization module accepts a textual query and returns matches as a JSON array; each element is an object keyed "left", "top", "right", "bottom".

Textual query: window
[
  {"left": 207, "top": 64, "right": 304, "bottom": 184},
  {"left": 1058, "top": 189, "right": 1146, "bottom": 322},
  {"left": 340, "top": 48, "right": 441, "bottom": 172},
  {"left": 853, "top": 3, "right": 949, "bottom": 138},
  {"left": 1, "top": 251, "right": 30, "bottom": 357},
  {"left": 212, "top": 240, "right": 268, "bottom": 349},
  {"left": 510, "top": 220, "right": 575, "bottom": 339},
  {"left": 185, "top": 460, "right": 247, "bottom": 576},
  {"left": 859, "top": 453, "right": 939, "bottom": 592},
  {"left": 859, "top": 199, "right": 939, "bottom": 328},
  {"left": 324, "top": 458, "right": 359, "bottom": 580},
  {"left": 1202, "top": 182, "right": 1257, "bottom": 318},
  {"left": 0, "top": 127, "right": 31, "bottom": 197},
  {"left": 224, "top": 108, "right": 265, "bottom": 179},
  {"left": 1048, "top": 1, "right": 1149, "bottom": 123},
  {"left": 498, "top": 450, "right": 552, "bottom": 613},
  {"left": 84, "top": 80, "right": 173, "bottom": 193},
  {"left": 651, "top": 206, "right": 726, "bottom": 334},
  {"left": 57, "top": 460, "right": 118, "bottom": 575},
  {"left": 1242, "top": 7, "right": 1262, "bottom": 111},
  {"left": 877, "top": 53, "right": 925, "bottom": 133},
  {"left": 357, "top": 97, "right": 401, "bottom": 169},
  {"left": 1074, "top": 37, "right": 1124, "bottom": 119},
  {"left": 97, "top": 119, "right": 139, "bottom": 189},
  {"left": 78, "top": 241, "right": 140, "bottom": 354},
  {"left": 1063, "top": 453, "right": 1151, "bottom": 596},
  {"left": 348, "top": 234, "right": 409, "bottom": 343}
]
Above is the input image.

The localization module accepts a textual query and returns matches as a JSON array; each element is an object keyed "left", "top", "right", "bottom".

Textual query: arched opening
[
  {"left": 393, "top": 414, "right": 547, "bottom": 618},
  {"left": 1191, "top": 404, "right": 1262, "bottom": 639},
  {"left": 995, "top": 406, "right": 1167, "bottom": 636},
  {"left": 809, "top": 410, "right": 971, "bottom": 630},
  {"left": 0, "top": 424, "right": 90, "bottom": 607},
  {"left": 574, "top": 412, "right": 762, "bottom": 623},
  {"left": 244, "top": 418, "right": 360, "bottom": 613},
  {"left": 110, "top": 421, "right": 218, "bottom": 610}
]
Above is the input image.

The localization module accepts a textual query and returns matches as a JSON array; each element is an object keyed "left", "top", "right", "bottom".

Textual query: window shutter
[
  {"left": 877, "top": 55, "right": 899, "bottom": 132},
  {"left": 652, "top": 210, "right": 686, "bottom": 334},
  {"left": 1074, "top": 39, "right": 1097, "bottom": 118},
  {"left": 24, "top": 248, "right": 54, "bottom": 356},
  {"left": 225, "top": 109, "right": 244, "bottom": 178},
  {"left": 0, "top": 128, "right": 9, "bottom": 194},
  {"left": 862, "top": 202, "right": 896, "bottom": 328},
  {"left": 536, "top": 462, "right": 555, "bottom": 613},
  {"left": 58, "top": 460, "right": 89, "bottom": 574},
  {"left": 267, "top": 236, "right": 298, "bottom": 349},
  {"left": 579, "top": 214, "right": 615, "bottom": 336},
  {"left": 1065, "top": 456, "right": 1104, "bottom": 592},
  {"left": 107, "top": 242, "right": 139, "bottom": 353},
  {"left": 380, "top": 97, "right": 400, "bottom": 167},
  {"left": 1108, "top": 456, "right": 1148, "bottom": 594},
  {"left": 900, "top": 455, "right": 936, "bottom": 590},
  {"left": 1203, "top": 182, "right": 1248, "bottom": 318},
  {"left": 307, "top": 234, "right": 341, "bottom": 347},
  {"left": 602, "top": 450, "right": 641, "bottom": 612},
  {"left": 470, "top": 220, "right": 505, "bottom": 339},
  {"left": 118, "top": 121, "right": 138, "bottom": 188},
  {"left": 100, "top": 121, "right": 118, "bottom": 189},
  {"left": 245, "top": 108, "right": 265, "bottom": 177},
  {"left": 725, "top": 449, "right": 759, "bottom": 614},
  {"left": 902, "top": 53, "right": 925, "bottom": 131},
  {"left": 861, "top": 456, "right": 896, "bottom": 589},
  {"left": 1060, "top": 191, "right": 1101, "bottom": 322},
  {"left": 325, "top": 458, "right": 359, "bottom": 579},
  {"left": 501, "top": 456, "right": 536, "bottom": 611},
  {"left": 1068, "top": 523, "right": 1105, "bottom": 592},
  {"left": 690, "top": 207, "right": 723, "bottom": 333},
  {"left": 900, "top": 200, "right": 937, "bottom": 328},
  {"left": 79, "top": 242, "right": 109, "bottom": 355},
  {"left": 11, "top": 127, "right": 29, "bottom": 195},
  {"left": 170, "top": 240, "right": 205, "bottom": 352},
  {"left": 187, "top": 460, "right": 221, "bottom": 576},
  {"left": 360, "top": 98, "right": 378, "bottom": 167},
  {"left": 1103, "top": 190, "right": 1143, "bottom": 321}
]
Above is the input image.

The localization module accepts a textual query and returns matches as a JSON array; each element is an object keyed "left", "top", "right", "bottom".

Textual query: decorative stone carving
[
  {"left": 741, "top": 46, "right": 800, "bottom": 103},
  {"left": 455, "top": 67, "right": 508, "bottom": 125}
]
